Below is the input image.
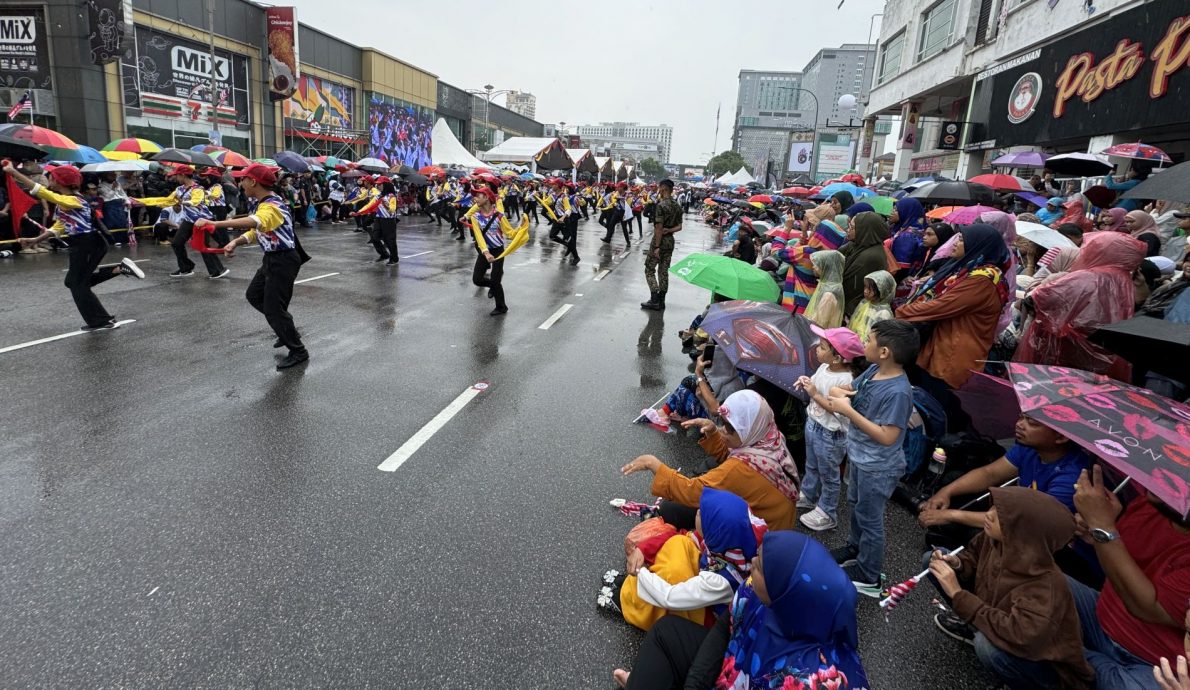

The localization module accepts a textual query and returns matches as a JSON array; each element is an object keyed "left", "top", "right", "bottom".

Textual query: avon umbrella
[
  {"left": 1099, "top": 142, "right": 1172, "bottom": 164},
  {"left": 969, "top": 173, "right": 1032, "bottom": 192},
  {"left": 699, "top": 300, "right": 819, "bottom": 394},
  {"left": 669, "top": 253, "right": 781, "bottom": 303}
]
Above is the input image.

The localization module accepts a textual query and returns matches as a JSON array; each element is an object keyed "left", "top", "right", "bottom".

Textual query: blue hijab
[
  {"left": 890, "top": 197, "right": 927, "bottom": 268},
  {"left": 720, "top": 532, "right": 868, "bottom": 689},
  {"left": 845, "top": 201, "right": 874, "bottom": 218},
  {"left": 699, "top": 488, "right": 758, "bottom": 595}
]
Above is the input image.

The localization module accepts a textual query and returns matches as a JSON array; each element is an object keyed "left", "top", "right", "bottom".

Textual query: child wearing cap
[
  {"left": 794, "top": 326, "right": 867, "bottom": 532},
  {"left": 136, "top": 165, "right": 227, "bottom": 279},
  {"left": 2, "top": 161, "right": 145, "bottom": 330}
]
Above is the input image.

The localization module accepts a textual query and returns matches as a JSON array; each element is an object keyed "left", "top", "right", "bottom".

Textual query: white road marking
[
  {"left": 0, "top": 320, "right": 137, "bottom": 355},
  {"left": 593, "top": 269, "right": 610, "bottom": 281},
  {"left": 377, "top": 383, "right": 488, "bottom": 472},
  {"left": 63, "top": 259, "right": 149, "bottom": 271},
  {"left": 294, "top": 272, "right": 339, "bottom": 284},
  {"left": 147, "top": 587, "right": 159, "bottom": 597},
  {"left": 537, "top": 304, "right": 573, "bottom": 330},
  {"left": 399, "top": 250, "right": 434, "bottom": 259},
  {"left": 575, "top": 293, "right": 584, "bottom": 297}
]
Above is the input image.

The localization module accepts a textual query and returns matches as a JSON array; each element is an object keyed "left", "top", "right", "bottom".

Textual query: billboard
[
  {"left": 787, "top": 142, "right": 813, "bottom": 172},
  {"left": 0, "top": 7, "right": 52, "bottom": 90},
  {"left": 367, "top": 93, "right": 433, "bottom": 169},
  {"left": 816, "top": 143, "right": 855, "bottom": 177},
  {"left": 265, "top": 7, "right": 299, "bottom": 102},
  {"left": 87, "top": 0, "right": 131, "bottom": 66},
  {"left": 284, "top": 75, "right": 354, "bottom": 134}
]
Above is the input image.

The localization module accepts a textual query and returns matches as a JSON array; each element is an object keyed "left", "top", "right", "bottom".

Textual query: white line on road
[
  {"left": 399, "top": 251, "right": 434, "bottom": 259},
  {"left": 593, "top": 269, "right": 610, "bottom": 281},
  {"left": 294, "top": 272, "right": 340, "bottom": 284},
  {"left": 147, "top": 587, "right": 159, "bottom": 597},
  {"left": 537, "top": 304, "right": 573, "bottom": 330},
  {"left": 377, "top": 382, "right": 488, "bottom": 472},
  {"left": 0, "top": 320, "right": 137, "bottom": 355}
]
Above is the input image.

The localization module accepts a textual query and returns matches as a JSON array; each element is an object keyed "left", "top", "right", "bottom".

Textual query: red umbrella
[
  {"left": 419, "top": 165, "right": 446, "bottom": 176},
  {"left": 748, "top": 194, "right": 772, "bottom": 204},
  {"left": 839, "top": 173, "right": 865, "bottom": 185},
  {"left": 780, "top": 186, "right": 810, "bottom": 196},
  {"left": 969, "top": 173, "right": 1033, "bottom": 191},
  {"left": 808, "top": 186, "right": 823, "bottom": 195},
  {"left": 1082, "top": 185, "right": 1118, "bottom": 209},
  {"left": 0, "top": 124, "right": 80, "bottom": 151}
]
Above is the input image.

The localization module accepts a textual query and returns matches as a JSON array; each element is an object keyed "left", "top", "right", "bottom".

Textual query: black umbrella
[
  {"left": 340, "top": 169, "right": 368, "bottom": 179},
  {"left": 1090, "top": 316, "right": 1190, "bottom": 383},
  {"left": 1121, "top": 162, "right": 1190, "bottom": 203},
  {"left": 0, "top": 133, "right": 47, "bottom": 161},
  {"left": 274, "top": 151, "right": 310, "bottom": 173},
  {"left": 151, "top": 148, "right": 219, "bottom": 168},
  {"left": 1044, "top": 152, "right": 1114, "bottom": 177},
  {"left": 403, "top": 173, "right": 429, "bottom": 185},
  {"left": 908, "top": 181, "right": 996, "bottom": 206},
  {"left": 447, "top": 170, "right": 468, "bottom": 178},
  {"left": 395, "top": 164, "right": 415, "bottom": 175}
]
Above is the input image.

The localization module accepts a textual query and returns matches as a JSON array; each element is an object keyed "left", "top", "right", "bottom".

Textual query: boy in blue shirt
[{"left": 827, "top": 319, "right": 919, "bottom": 596}]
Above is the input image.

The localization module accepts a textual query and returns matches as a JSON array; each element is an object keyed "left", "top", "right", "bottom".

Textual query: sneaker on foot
[
  {"left": 799, "top": 507, "right": 837, "bottom": 532},
  {"left": 489, "top": 306, "right": 508, "bottom": 316},
  {"left": 934, "top": 611, "right": 976, "bottom": 646},
  {"left": 842, "top": 563, "right": 882, "bottom": 598},
  {"left": 170, "top": 269, "right": 194, "bottom": 278},
  {"left": 796, "top": 492, "right": 814, "bottom": 511},
  {"left": 209, "top": 268, "right": 230, "bottom": 279},
  {"left": 276, "top": 349, "right": 309, "bottom": 370},
  {"left": 830, "top": 544, "right": 859, "bottom": 566},
  {"left": 120, "top": 258, "right": 145, "bottom": 279},
  {"left": 386, "top": 259, "right": 399, "bottom": 265},
  {"left": 81, "top": 319, "right": 119, "bottom": 331}
]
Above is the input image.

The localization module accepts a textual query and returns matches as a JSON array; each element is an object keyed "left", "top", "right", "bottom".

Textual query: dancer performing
[
  {"left": 353, "top": 176, "right": 401, "bottom": 263},
  {"left": 198, "top": 164, "right": 310, "bottom": 370},
  {"left": 469, "top": 184, "right": 529, "bottom": 317},
  {"left": 137, "top": 165, "right": 228, "bottom": 279},
  {"left": 3, "top": 161, "right": 145, "bottom": 330}
]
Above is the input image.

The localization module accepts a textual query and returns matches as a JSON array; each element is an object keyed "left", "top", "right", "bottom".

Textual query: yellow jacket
[{"left": 470, "top": 210, "right": 529, "bottom": 259}]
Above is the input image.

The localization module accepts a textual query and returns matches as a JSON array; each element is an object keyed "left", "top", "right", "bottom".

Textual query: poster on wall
[
  {"left": 121, "top": 26, "right": 251, "bottom": 127},
  {"left": 816, "top": 143, "right": 855, "bottom": 177},
  {"left": 284, "top": 75, "right": 353, "bottom": 134},
  {"left": 786, "top": 142, "right": 813, "bottom": 172},
  {"left": 87, "top": 0, "right": 132, "bottom": 66},
  {"left": 367, "top": 93, "right": 433, "bottom": 169},
  {"left": 0, "top": 7, "right": 52, "bottom": 89},
  {"left": 265, "top": 7, "right": 299, "bottom": 102}
]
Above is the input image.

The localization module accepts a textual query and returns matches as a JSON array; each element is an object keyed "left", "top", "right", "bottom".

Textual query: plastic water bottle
[{"left": 927, "top": 448, "right": 947, "bottom": 480}]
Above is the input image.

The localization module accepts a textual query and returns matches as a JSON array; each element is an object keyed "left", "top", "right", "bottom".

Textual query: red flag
[{"left": 6, "top": 174, "right": 36, "bottom": 239}]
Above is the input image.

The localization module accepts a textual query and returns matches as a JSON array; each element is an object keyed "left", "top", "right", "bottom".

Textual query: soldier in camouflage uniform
[{"left": 642, "top": 179, "right": 683, "bottom": 311}]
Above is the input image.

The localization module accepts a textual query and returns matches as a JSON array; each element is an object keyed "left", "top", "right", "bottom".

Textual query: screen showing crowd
[{"left": 367, "top": 94, "right": 433, "bottom": 169}]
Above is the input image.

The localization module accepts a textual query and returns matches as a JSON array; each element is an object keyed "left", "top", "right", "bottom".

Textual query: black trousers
[
  {"left": 153, "top": 222, "right": 175, "bottom": 243},
  {"left": 366, "top": 216, "right": 389, "bottom": 258},
  {"left": 172, "top": 220, "right": 225, "bottom": 276},
  {"left": 506, "top": 196, "right": 520, "bottom": 220},
  {"left": 635, "top": 212, "right": 644, "bottom": 235},
  {"left": 563, "top": 214, "right": 580, "bottom": 259},
  {"left": 472, "top": 249, "right": 506, "bottom": 309},
  {"left": 603, "top": 209, "right": 626, "bottom": 241},
  {"left": 64, "top": 232, "right": 120, "bottom": 327},
  {"left": 523, "top": 201, "right": 538, "bottom": 224},
  {"left": 246, "top": 249, "right": 305, "bottom": 352},
  {"left": 377, "top": 216, "right": 399, "bottom": 259},
  {"left": 626, "top": 616, "right": 710, "bottom": 690}
]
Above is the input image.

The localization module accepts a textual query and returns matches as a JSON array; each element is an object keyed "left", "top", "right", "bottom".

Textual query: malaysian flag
[{"left": 7, "top": 90, "right": 32, "bottom": 120}]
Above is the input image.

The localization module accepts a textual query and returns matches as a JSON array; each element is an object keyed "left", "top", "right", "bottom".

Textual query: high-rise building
[
  {"left": 575, "top": 122, "right": 673, "bottom": 163},
  {"left": 800, "top": 44, "right": 876, "bottom": 127},
  {"left": 504, "top": 91, "right": 537, "bottom": 120},
  {"left": 731, "top": 70, "right": 812, "bottom": 178}
]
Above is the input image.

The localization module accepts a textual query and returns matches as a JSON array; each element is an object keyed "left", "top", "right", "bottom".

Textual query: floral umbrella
[{"left": 1099, "top": 143, "right": 1172, "bottom": 164}]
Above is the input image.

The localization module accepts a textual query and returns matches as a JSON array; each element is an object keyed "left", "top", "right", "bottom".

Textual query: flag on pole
[
  {"left": 5, "top": 174, "right": 37, "bottom": 239},
  {"left": 7, "top": 90, "right": 32, "bottom": 120}
]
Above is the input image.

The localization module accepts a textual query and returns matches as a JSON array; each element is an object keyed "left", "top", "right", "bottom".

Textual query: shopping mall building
[{"left": 0, "top": 0, "right": 542, "bottom": 159}]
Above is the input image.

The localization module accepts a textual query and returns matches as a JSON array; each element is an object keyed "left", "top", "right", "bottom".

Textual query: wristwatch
[{"left": 1090, "top": 527, "right": 1119, "bottom": 543}]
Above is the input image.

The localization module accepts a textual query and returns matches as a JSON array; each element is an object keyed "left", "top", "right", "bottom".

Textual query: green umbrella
[
  {"left": 867, "top": 195, "right": 895, "bottom": 216},
  {"left": 668, "top": 253, "right": 781, "bottom": 302},
  {"left": 253, "top": 157, "right": 278, "bottom": 166}
]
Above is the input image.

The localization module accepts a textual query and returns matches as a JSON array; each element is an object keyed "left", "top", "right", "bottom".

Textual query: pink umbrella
[
  {"left": 942, "top": 204, "right": 999, "bottom": 225},
  {"left": 1099, "top": 142, "right": 1172, "bottom": 164}
]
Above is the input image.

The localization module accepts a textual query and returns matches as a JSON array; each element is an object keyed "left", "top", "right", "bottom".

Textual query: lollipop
[{"left": 879, "top": 546, "right": 965, "bottom": 612}]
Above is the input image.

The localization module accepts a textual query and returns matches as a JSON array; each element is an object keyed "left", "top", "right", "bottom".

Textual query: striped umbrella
[
  {"left": 253, "top": 157, "right": 278, "bottom": 167},
  {"left": 102, "top": 137, "right": 163, "bottom": 155},
  {"left": 0, "top": 124, "right": 81, "bottom": 161},
  {"left": 101, "top": 150, "right": 143, "bottom": 161},
  {"left": 210, "top": 149, "right": 251, "bottom": 168}
]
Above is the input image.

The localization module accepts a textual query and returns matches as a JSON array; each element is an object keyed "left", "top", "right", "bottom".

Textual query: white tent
[
  {"left": 727, "top": 167, "right": 756, "bottom": 185},
  {"left": 482, "top": 137, "right": 572, "bottom": 172},
  {"left": 592, "top": 156, "right": 613, "bottom": 182},
  {"left": 566, "top": 148, "right": 597, "bottom": 173},
  {"left": 430, "top": 118, "right": 487, "bottom": 168},
  {"left": 714, "top": 171, "right": 733, "bottom": 184}
]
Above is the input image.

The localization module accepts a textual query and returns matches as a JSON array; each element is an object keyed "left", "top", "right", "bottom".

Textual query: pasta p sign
[
  {"left": 265, "top": 7, "right": 299, "bottom": 102},
  {"left": 1007, "top": 72, "right": 1042, "bottom": 124}
]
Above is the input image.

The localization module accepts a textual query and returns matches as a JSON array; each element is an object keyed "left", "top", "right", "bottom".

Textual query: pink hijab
[
  {"left": 980, "top": 210, "right": 1019, "bottom": 334},
  {"left": 1125, "top": 210, "right": 1158, "bottom": 238},
  {"left": 1100, "top": 207, "right": 1128, "bottom": 233},
  {"left": 718, "top": 390, "right": 800, "bottom": 503}
]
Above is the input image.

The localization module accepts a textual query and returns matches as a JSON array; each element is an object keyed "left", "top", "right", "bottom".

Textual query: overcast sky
[{"left": 286, "top": 0, "right": 889, "bottom": 164}]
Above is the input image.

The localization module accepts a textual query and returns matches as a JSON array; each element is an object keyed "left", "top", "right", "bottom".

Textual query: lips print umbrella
[
  {"left": 1006, "top": 363, "right": 1190, "bottom": 519},
  {"left": 699, "top": 300, "right": 819, "bottom": 394},
  {"left": 1098, "top": 143, "right": 1172, "bottom": 164}
]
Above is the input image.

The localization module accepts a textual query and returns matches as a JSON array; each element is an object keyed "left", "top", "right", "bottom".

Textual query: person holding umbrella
[{"left": 137, "top": 165, "right": 228, "bottom": 279}]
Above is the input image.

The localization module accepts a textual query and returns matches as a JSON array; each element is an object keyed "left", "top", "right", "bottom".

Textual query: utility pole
[
  {"left": 205, "top": 0, "right": 219, "bottom": 143},
  {"left": 711, "top": 102, "right": 721, "bottom": 159}
]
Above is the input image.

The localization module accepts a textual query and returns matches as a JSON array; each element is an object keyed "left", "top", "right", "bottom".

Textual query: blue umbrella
[
  {"left": 51, "top": 145, "right": 107, "bottom": 164},
  {"left": 817, "top": 182, "right": 875, "bottom": 200},
  {"left": 518, "top": 172, "right": 534, "bottom": 180},
  {"left": 711, "top": 196, "right": 735, "bottom": 204},
  {"left": 273, "top": 151, "right": 310, "bottom": 173}
]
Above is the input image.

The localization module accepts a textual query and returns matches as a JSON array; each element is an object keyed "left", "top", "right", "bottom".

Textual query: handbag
[{"left": 624, "top": 517, "right": 676, "bottom": 558}]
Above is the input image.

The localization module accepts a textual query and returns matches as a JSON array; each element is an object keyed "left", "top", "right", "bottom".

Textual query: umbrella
[
  {"left": 748, "top": 201, "right": 765, "bottom": 209},
  {"left": 704, "top": 199, "right": 718, "bottom": 206},
  {"left": 1120, "top": 162, "right": 1190, "bottom": 203},
  {"left": 310, "top": 155, "right": 342, "bottom": 168},
  {"left": 51, "top": 145, "right": 107, "bottom": 164},
  {"left": 402, "top": 173, "right": 429, "bottom": 185},
  {"left": 252, "top": 157, "right": 278, "bottom": 167},
  {"left": 748, "top": 194, "right": 772, "bottom": 204},
  {"left": 905, "top": 175, "right": 949, "bottom": 187},
  {"left": 80, "top": 160, "right": 151, "bottom": 174},
  {"left": 731, "top": 200, "right": 755, "bottom": 210},
  {"left": 1099, "top": 142, "right": 1172, "bottom": 164},
  {"left": 818, "top": 182, "right": 875, "bottom": 200},
  {"left": 969, "top": 173, "right": 1033, "bottom": 192},
  {"left": 102, "top": 138, "right": 162, "bottom": 155},
  {"left": 355, "top": 157, "right": 388, "bottom": 173},
  {"left": 100, "top": 150, "right": 142, "bottom": 161},
  {"left": 1015, "top": 221, "right": 1078, "bottom": 250},
  {"left": 1081, "top": 185, "right": 1117, "bottom": 210},
  {"left": 866, "top": 196, "right": 895, "bottom": 216},
  {"left": 209, "top": 149, "right": 251, "bottom": 168},
  {"left": 0, "top": 134, "right": 48, "bottom": 161},
  {"left": 909, "top": 181, "right": 996, "bottom": 206},
  {"left": 990, "top": 151, "right": 1050, "bottom": 168},
  {"left": 926, "top": 205, "right": 959, "bottom": 220},
  {"left": 1013, "top": 191, "right": 1049, "bottom": 208},
  {"left": 699, "top": 301, "right": 819, "bottom": 394},
  {"left": 1045, "top": 152, "right": 1113, "bottom": 176},
  {"left": 0, "top": 124, "right": 80, "bottom": 161},
  {"left": 151, "top": 148, "right": 219, "bottom": 168},
  {"left": 518, "top": 172, "right": 534, "bottom": 181},
  {"left": 1005, "top": 362, "right": 1190, "bottom": 518},
  {"left": 955, "top": 372, "right": 1019, "bottom": 440},
  {"left": 419, "top": 165, "right": 446, "bottom": 177},
  {"left": 340, "top": 169, "right": 368, "bottom": 179},
  {"left": 448, "top": 170, "right": 468, "bottom": 178},
  {"left": 669, "top": 253, "right": 781, "bottom": 302},
  {"left": 274, "top": 151, "right": 311, "bottom": 173},
  {"left": 942, "top": 204, "right": 999, "bottom": 225},
  {"left": 780, "top": 186, "right": 811, "bottom": 196},
  {"left": 1090, "top": 317, "right": 1190, "bottom": 382},
  {"left": 711, "top": 196, "right": 734, "bottom": 204}
]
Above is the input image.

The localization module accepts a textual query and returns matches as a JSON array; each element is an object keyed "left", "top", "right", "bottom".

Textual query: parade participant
[
  {"left": 563, "top": 181, "right": 582, "bottom": 265},
  {"left": 522, "top": 181, "right": 539, "bottom": 225},
  {"left": 6, "top": 160, "right": 146, "bottom": 328},
  {"left": 353, "top": 177, "right": 401, "bottom": 264},
  {"left": 138, "top": 165, "right": 228, "bottom": 279},
  {"left": 469, "top": 185, "right": 529, "bottom": 316},
  {"left": 202, "top": 163, "right": 309, "bottom": 370},
  {"left": 541, "top": 179, "right": 566, "bottom": 245},
  {"left": 504, "top": 182, "right": 521, "bottom": 221},
  {"left": 641, "top": 179, "right": 682, "bottom": 310}
]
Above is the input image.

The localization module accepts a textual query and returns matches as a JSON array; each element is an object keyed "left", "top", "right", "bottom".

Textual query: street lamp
[{"left": 467, "top": 85, "right": 514, "bottom": 154}]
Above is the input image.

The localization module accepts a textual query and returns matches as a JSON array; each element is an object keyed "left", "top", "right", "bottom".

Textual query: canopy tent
[
  {"left": 566, "top": 148, "right": 598, "bottom": 174},
  {"left": 722, "top": 167, "right": 755, "bottom": 185},
  {"left": 430, "top": 118, "right": 487, "bottom": 168},
  {"left": 482, "top": 137, "right": 572, "bottom": 172},
  {"left": 592, "top": 156, "right": 614, "bottom": 181},
  {"left": 714, "top": 171, "right": 734, "bottom": 184}
]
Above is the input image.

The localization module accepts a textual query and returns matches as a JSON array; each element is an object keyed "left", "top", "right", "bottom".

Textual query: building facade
[
  {"left": 800, "top": 44, "right": 876, "bottom": 127},
  {"left": 732, "top": 70, "right": 810, "bottom": 175},
  {"left": 575, "top": 122, "right": 673, "bottom": 163},
  {"left": 503, "top": 90, "right": 536, "bottom": 120}
]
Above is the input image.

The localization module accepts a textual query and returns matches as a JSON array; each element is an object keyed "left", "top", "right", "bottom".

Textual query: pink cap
[{"left": 810, "top": 324, "right": 865, "bottom": 360}]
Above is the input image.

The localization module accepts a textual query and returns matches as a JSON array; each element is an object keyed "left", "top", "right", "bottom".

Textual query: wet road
[{"left": 0, "top": 214, "right": 993, "bottom": 688}]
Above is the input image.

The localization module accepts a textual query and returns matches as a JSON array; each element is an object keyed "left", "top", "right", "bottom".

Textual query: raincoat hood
[
  {"left": 810, "top": 249, "right": 844, "bottom": 284},
  {"left": 991, "top": 486, "right": 1075, "bottom": 578},
  {"left": 865, "top": 270, "right": 896, "bottom": 304},
  {"left": 849, "top": 211, "right": 888, "bottom": 250},
  {"left": 1069, "top": 231, "right": 1146, "bottom": 274}
]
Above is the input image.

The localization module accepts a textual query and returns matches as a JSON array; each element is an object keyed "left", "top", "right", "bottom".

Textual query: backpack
[{"left": 901, "top": 385, "right": 948, "bottom": 479}]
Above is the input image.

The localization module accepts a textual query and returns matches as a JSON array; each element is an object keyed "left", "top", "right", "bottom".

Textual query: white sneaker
[
  {"left": 209, "top": 268, "right": 230, "bottom": 279},
  {"left": 120, "top": 258, "right": 145, "bottom": 279},
  {"left": 799, "top": 506, "right": 837, "bottom": 532},
  {"left": 796, "top": 492, "right": 814, "bottom": 511}
]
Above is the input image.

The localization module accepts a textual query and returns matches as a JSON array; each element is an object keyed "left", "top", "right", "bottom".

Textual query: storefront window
[{"left": 917, "top": 0, "right": 957, "bottom": 62}]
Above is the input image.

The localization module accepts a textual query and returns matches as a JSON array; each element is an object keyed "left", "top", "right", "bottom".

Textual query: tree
[
  {"left": 638, "top": 157, "right": 666, "bottom": 180},
  {"left": 706, "top": 150, "right": 750, "bottom": 177}
]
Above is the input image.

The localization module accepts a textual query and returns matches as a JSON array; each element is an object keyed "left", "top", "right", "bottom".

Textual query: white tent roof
[
  {"left": 728, "top": 167, "right": 756, "bottom": 185},
  {"left": 566, "top": 148, "right": 597, "bottom": 173},
  {"left": 482, "top": 137, "right": 573, "bottom": 169},
  {"left": 715, "top": 171, "right": 733, "bottom": 184},
  {"left": 430, "top": 118, "right": 487, "bottom": 168},
  {"left": 593, "top": 156, "right": 611, "bottom": 173}
]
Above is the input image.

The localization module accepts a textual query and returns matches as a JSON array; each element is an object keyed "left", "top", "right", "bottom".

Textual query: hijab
[
  {"left": 1036, "top": 197, "right": 1064, "bottom": 226},
  {"left": 845, "top": 201, "right": 874, "bottom": 218},
  {"left": 1125, "top": 209, "right": 1158, "bottom": 238},
  {"left": 718, "top": 532, "right": 868, "bottom": 690},
  {"left": 908, "top": 223, "right": 1011, "bottom": 304},
  {"left": 917, "top": 222, "right": 957, "bottom": 273},
  {"left": 841, "top": 212, "right": 892, "bottom": 315},
  {"left": 1100, "top": 207, "right": 1128, "bottom": 233},
  {"left": 1029, "top": 246, "right": 1081, "bottom": 292},
  {"left": 697, "top": 488, "right": 760, "bottom": 592},
  {"left": 979, "top": 211, "right": 1019, "bottom": 334},
  {"left": 830, "top": 191, "right": 855, "bottom": 215},
  {"left": 889, "top": 198, "right": 927, "bottom": 269},
  {"left": 718, "top": 390, "right": 800, "bottom": 503},
  {"left": 804, "top": 250, "right": 845, "bottom": 328},
  {"left": 849, "top": 270, "right": 896, "bottom": 343}
]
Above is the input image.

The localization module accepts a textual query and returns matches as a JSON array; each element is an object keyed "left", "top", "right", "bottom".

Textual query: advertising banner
[
  {"left": 0, "top": 7, "right": 52, "bottom": 89},
  {"left": 786, "top": 142, "right": 813, "bottom": 172},
  {"left": 265, "top": 7, "right": 299, "bottom": 102},
  {"left": 816, "top": 143, "right": 855, "bottom": 177},
  {"left": 937, "top": 121, "right": 963, "bottom": 150},
  {"left": 284, "top": 74, "right": 353, "bottom": 135},
  {"left": 367, "top": 92, "right": 433, "bottom": 169},
  {"left": 87, "top": 0, "right": 132, "bottom": 66}
]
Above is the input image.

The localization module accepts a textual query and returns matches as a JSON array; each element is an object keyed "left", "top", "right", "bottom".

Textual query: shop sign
[
  {"left": 910, "top": 153, "right": 960, "bottom": 174},
  {"left": 122, "top": 26, "right": 251, "bottom": 127},
  {"left": 0, "top": 7, "right": 51, "bottom": 89},
  {"left": 937, "top": 121, "right": 963, "bottom": 150},
  {"left": 265, "top": 7, "right": 299, "bottom": 102}
]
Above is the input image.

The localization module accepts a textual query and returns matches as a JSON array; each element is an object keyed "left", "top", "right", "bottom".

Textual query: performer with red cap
[
  {"left": 197, "top": 164, "right": 310, "bottom": 370},
  {"left": 353, "top": 176, "right": 401, "bottom": 264},
  {"left": 137, "top": 164, "right": 228, "bottom": 279},
  {"left": 3, "top": 161, "right": 145, "bottom": 330},
  {"left": 468, "top": 184, "right": 529, "bottom": 316}
]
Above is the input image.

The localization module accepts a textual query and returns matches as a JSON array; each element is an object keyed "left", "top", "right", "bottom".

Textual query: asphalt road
[{"left": 0, "top": 213, "right": 995, "bottom": 688}]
